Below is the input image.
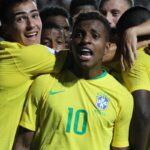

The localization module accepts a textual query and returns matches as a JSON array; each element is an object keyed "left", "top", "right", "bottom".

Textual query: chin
[{"left": 78, "top": 62, "right": 92, "bottom": 70}]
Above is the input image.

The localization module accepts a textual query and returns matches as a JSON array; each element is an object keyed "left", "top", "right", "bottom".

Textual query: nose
[
  {"left": 26, "top": 16, "right": 35, "bottom": 29},
  {"left": 50, "top": 40, "right": 57, "bottom": 49},
  {"left": 82, "top": 33, "right": 91, "bottom": 44},
  {"left": 105, "top": 13, "right": 113, "bottom": 27}
]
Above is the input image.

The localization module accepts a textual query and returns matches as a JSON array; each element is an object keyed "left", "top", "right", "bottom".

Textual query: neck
[{"left": 71, "top": 64, "right": 104, "bottom": 79}]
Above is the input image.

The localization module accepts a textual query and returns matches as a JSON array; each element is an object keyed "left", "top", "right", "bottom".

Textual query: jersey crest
[{"left": 96, "top": 94, "right": 109, "bottom": 110}]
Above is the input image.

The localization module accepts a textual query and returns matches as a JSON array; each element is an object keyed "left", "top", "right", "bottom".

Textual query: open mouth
[
  {"left": 25, "top": 32, "right": 38, "bottom": 38},
  {"left": 79, "top": 48, "right": 93, "bottom": 61}
]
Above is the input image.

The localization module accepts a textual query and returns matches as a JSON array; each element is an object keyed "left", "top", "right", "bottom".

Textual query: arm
[
  {"left": 12, "top": 76, "right": 46, "bottom": 150},
  {"left": 13, "top": 127, "right": 34, "bottom": 150},
  {"left": 120, "top": 20, "right": 150, "bottom": 70},
  {"left": 130, "top": 90, "right": 150, "bottom": 150},
  {"left": 18, "top": 44, "right": 67, "bottom": 76},
  {"left": 111, "top": 91, "right": 133, "bottom": 150}
]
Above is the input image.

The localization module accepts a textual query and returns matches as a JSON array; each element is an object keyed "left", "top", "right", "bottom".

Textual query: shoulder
[
  {"left": 22, "top": 44, "right": 48, "bottom": 52},
  {"left": 32, "top": 74, "right": 55, "bottom": 87},
  {"left": 30, "top": 74, "right": 56, "bottom": 95},
  {"left": 106, "top": 73, "right": 133, "bottom": 100}
]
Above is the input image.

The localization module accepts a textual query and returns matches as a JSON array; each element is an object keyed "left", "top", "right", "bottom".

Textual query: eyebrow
[
  {"left": 111, "top": 9, "right": 120, "bottom": 12},
  {"left": 14, "top": 9, "right": 38, "bottom": 16},
  {"left": 91, "top": 28, "right": 102, "bottom": 34}
]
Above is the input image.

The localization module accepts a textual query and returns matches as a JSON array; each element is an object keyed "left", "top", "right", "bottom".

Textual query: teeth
[
  {"left": 26, "top": 32, "right": 37, "bottom": 37},
  {"left": 81, "top": 48, "right": 90, "bottom": 52}
]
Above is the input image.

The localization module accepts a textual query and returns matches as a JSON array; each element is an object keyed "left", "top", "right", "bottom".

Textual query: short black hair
[
  {"left": 117, "top": 6, "right": 150, "bottom": 41},
  {"left": 99, "top": 0, "right": 134, "bottom": 10},
  {"left": 72, "top": 11, "right": 110, "bottom": 41},
  {"left": 70, "top": 0, "right": 98, "bottom": 17},
  {"left": 0, "top": 0, "right": 36, "bottom": 24},
  {"left": 42, "top": 21, "right": 63, "bottom": 30},
  {"left": 40, "top": 6, "right": 69, "bottom": 23}
]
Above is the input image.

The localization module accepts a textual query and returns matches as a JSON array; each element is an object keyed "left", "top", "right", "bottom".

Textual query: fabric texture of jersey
[
  {"left": 20, "top": 70, "right": 133, "bottom": 150},
  {"left": 122, "top": 47, "right": 150, "bottom": 92},
  {"left": 0, "top": 41, "right": 64, "bottom": 150}
]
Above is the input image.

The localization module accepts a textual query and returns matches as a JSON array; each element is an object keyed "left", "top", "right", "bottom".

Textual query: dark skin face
[
  {"left": 45, "top": 15, "right": 70, "bottom": 48},
  {"left": 71, "top": 19, "right": 109, "bottom": 79},
  {"left": 41, "top": 28, "right": 65, "bottom": 50},
  {"left": 45, "top": 15, "right": 70, "bottom": 32}
]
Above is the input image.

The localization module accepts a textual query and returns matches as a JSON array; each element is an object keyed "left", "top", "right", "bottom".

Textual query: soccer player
[
  {"left": 99, "top": 0, "right": 150, "bottom": 69},
  {"left": 13, "top": 11, "right": 133, "bottom": 150},
  {"left": 117, "top": 6, "right": 150, "bottom": 150},
  {"left": 41, "top": 22, "right": 66, "bottom": 51},
  {"left": 99, "top": 0, "right": 133, "bottom": 29},
  {"left": 40, "top": 6, "right": 70, "bottom": 48},
  {"left": 0, "top": 0, "right": 66, "bottom": 149}
]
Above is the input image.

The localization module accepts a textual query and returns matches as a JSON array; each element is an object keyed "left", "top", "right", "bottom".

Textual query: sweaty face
[
  {"left": 99, "top": 0, "right": 130, "bottom": 28},
  {"left": 71, "top": 20, "right": 109, "bottom": 71},
  {"left": 6, "top": 0, "right": 42, "bottom": 45},
  {"left": 41, "top": 28, "right": 65, "bottom": 51}
]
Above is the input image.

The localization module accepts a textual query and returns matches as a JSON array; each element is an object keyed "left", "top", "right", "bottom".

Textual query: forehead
[
  {"left": 43, "top": 28, "right": 63, "bottom": 36},
  {"left": 46, "top": 15, "right": 69, "bottom": 26},
  {"left": 10, "top": 0, "right": 38, "bottom": 15},
  {"left": 74, "top": 19, "right": 105, "bottom": 32},
  {"left": 101, "top": 0, "right": 129, "bottom": 10}
]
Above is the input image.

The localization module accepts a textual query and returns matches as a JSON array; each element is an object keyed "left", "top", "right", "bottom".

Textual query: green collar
[{"left": 90, "top": 70, "right": 108, "bottom": 80}]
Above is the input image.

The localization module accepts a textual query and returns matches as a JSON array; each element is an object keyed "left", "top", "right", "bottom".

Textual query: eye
[
  {"left": 32, "top": 12, "right": 40, "bottom": 19},
  {"left": 42, "top": 40, "right": 51, "bottom": 47},
  {"left": 92, "top": 33, "right": 100, "bottom": 40},
  {"left": 112, "top": 11, "right": 120, "bottom": 17},
  {"left": 57, "top": 40, "right": 63, "bottom": 45},
  {"left": 74, "top": 31, "right": 83, "bottom": 38},
  {"left": 15, "top": 15, "right": 27, "bottom": 23}
]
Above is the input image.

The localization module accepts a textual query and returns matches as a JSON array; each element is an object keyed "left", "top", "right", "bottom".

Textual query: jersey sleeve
[
  {"left": 19, "top": 75, "right": 55, "bottom": 131},
  {"left": 111, "top": 92, "right": 133, "bottom": 147},
  {"left": 122, "top": 50, "right": 150, "bottom": 92},
  {"left": 17, "top": 44, "right": 57, "bottom": 77}
]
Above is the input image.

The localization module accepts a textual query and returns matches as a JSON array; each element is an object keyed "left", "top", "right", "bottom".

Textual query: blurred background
[{"left": 37, "top": 0, "right": 150, "bottom": 10}]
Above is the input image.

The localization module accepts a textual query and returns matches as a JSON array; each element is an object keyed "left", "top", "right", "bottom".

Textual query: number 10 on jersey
[{"left": 66, "top": 107, "right": 88, "bottom": 135}]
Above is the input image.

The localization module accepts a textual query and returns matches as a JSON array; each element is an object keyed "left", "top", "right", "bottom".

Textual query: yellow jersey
[
  {"left": 0, "top": 41, "right": 65, "bottom": 150},
  {"left": 122, "top": 47, "right": 150, "bottom": 92},
  {"left": 20, "top": 70, "right": 133, "bottom": 150}
]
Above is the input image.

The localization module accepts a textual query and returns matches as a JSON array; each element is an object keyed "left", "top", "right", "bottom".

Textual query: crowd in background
[
  {"left": 36, "top": 0, "right": 150, "bottom": 10},
  {"left": 0, "top": 0, "right": 150, "bottom": 150}
]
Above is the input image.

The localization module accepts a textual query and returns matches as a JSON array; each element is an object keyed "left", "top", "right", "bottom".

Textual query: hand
[{"left": 120, "top": 27, "right": 137, "bottom": 70}]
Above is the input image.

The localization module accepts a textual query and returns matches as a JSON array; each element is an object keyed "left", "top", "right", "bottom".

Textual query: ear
[
  {"left": 102, "top": 42, "right": 117, "bottom": 63},
  {"left": 104, "top": 42, "right": 111, "bottom": 55}
]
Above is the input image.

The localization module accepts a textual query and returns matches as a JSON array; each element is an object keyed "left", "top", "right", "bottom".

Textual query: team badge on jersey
[{"left": 96, "top": 95, "right": 109, "bottom": 110}]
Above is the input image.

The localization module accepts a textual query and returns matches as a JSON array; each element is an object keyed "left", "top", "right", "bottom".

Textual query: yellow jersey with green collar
[
  {"left": 122, "top": 47, "right": 150, "bottom": 92},
  {"left": 0, "top": 41, "right": 66, "bottom": 150},
  {"left": 20, "top": 70, "right": 133, "bottom": 150}
]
